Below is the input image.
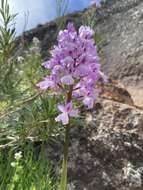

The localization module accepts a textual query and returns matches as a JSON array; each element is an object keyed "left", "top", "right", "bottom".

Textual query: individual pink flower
[{"left": 55, "top": 102, "right": 78, "bottom": 125}]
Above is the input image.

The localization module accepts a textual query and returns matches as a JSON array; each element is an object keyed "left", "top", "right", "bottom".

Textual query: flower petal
[
  {"left": 55, "top": 113, "right": 69, "bottom": 125},
  {"left": 36, "top": 78, "right": 55, "bottom": 90},
  {"left": 79, "top": 26, "right": 94, "bottom": 39},
  {"left": 57, "top": 104, "right": 66, "bottom": 113},
  {"left": 69, "top": 109, "right": 78, "bottom": 117},
  {"left": 67, "top": 22, "right": 76, "bottom": 33},
  {"left": 83, "top": 97, "right": 94, "bottom": 109},
  {"left": 61, "top": 75, "right": 74, "bottom": 85},
  {"left": 66, "top": 102, "right": 73, "bottom": 112}
]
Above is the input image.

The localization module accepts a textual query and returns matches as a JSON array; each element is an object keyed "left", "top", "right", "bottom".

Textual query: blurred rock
[{"left": 68, "top": 100, "right": 143, "bottom": 190}]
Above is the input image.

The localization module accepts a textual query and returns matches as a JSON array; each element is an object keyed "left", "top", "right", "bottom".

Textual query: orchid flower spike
[{"left": 37, "top": 23, "right": 106, "bottom": 125}]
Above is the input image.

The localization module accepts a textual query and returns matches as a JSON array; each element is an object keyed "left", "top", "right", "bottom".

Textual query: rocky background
[{"left": 17, "top": 0, "right": 143, "bottom": 189}]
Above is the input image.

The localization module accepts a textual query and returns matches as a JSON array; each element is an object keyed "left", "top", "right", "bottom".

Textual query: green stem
[
  {"left": 60, "top": 86, "right": 73, "bottom": 190},
  {"left": 60, "top": 124, "right": 70, "bottom": 190}
]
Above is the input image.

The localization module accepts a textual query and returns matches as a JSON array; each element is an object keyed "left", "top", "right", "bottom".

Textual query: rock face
[
  {"left": 94, "top": 0, "right": 143, "bottom": 86},
  {"left": 94, "top": 0, "right": 143, "bottom": 107},
  {"left": 97, "top": 0, "right": 143, "bottom": 87},
  {"left": 67, "top": 99, "right": 143, "bottom": 190}
]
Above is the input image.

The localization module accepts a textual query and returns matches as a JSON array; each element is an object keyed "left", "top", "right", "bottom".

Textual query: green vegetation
[
  {"left": 0, "top": 144, "right": 58, "bottom": 190},
  {"left": 56, "top": 0, "right": 69, "bottom": 17},
  {"left": 0, "top": 0, "right": 62, "bottom": 189}
]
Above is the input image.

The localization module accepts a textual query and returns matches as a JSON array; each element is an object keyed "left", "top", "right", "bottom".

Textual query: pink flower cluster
[{"left": 37, "top": 23, "right": 105, "bottom": 125}]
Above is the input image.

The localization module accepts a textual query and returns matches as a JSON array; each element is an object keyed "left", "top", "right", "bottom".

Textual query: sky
[{"left": 7, "top": 0, "right": 101, "bottom": 35}]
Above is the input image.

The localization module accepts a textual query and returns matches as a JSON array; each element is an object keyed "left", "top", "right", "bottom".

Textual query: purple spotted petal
[
  {"left": 42, "top": 61, "right": 52, "bottom": 69},
  {"left": 65, "top": 102, "right": 73, "bottom": 112},
  {"left": 79, "top": 26, "right": 94, "bottom": 39},
  {"left": 67, "top": 22, "right": 76, "bottom": 33},
  {"left": 83, "top": 97, "right": 94, "bottom": 109},
  {"left": 61, "top": 75, "right": 74, "bottom": 85}
]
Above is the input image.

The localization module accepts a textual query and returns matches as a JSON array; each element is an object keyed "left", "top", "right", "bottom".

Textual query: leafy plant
[
  {"left": 0, "top": 0, "right": 17, "bottom": 63},
  {"left": 56, "top": 0, "right": 69, "bottom": 17},
  {"left": 0, "top": 144, "right": 58, "bottom": 190},
  {"left": 55, "top": 0, "right": 69, "bottom": 39},
  {"left": 0, "top": 0, "right": 18, "bottom": 101},
  {"left": 82, "top": 4, "right": 104, "bottom": 45}
]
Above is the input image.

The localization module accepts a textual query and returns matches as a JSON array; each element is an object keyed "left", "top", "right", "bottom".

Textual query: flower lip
[{"left": 61, "top": 75, "right": 74, "bottom": 85}]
